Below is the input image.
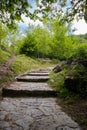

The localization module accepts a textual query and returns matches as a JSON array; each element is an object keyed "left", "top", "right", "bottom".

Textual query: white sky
[
  {"left": 72, "top": 19, "right": 87, "bottom": 35},
  {"left": 19, "top": 16, "right": 87, "bottom": 35}
]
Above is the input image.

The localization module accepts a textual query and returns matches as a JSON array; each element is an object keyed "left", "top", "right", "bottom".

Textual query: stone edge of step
[{"left": 2, "top": 88, "right": 57, "bottom": 97}]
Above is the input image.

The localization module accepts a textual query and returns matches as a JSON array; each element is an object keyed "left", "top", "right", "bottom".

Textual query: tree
[
  {"left": 19, "top": 32, "right": 37, "bottom": 57},
  {"left": 0, "top": 0, "right": 31, "bottom": 27},
  {"left": 48, "top": 18, "right": 67, "bottom": 59},
  {"left": 33, "top": 26, "right": 51, "bottom": 58},
  {"left": 0, "top": 23, "right": 7, "bottom": 46},
  {"left": 0, "top": 0, "right": 87, "bottom": 28},
  {"left": 7, "top": 28, "right": 22, "bottom": 53},
  {"left": 61, "top": 0, "right": 87, "bottom": 22}
]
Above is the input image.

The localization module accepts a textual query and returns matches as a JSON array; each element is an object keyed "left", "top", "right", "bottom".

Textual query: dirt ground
[
  {"left": 57, "top": 98, "right": 87, "bottom": 130},
  {"left": 0, "top": 56, "right": 17, "bottom": 87}
]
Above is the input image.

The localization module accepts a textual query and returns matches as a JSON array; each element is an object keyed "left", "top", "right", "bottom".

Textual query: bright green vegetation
[
  {"left": 0, "top": 53, "right": 54, "bottom": 87},
  {"left": 0, "top": 49, "right": 11, "bottom": 63},
  {"left": 49, "top": 69, "right": 69, "bottom": 97},
  {"left": 49, "top": 63, "right": 87, "bottom": 97},
  {"left": 18, "top": 22, "right": 87, "bottom": 60},
  {"left": 0, "top": 20, "right": 87, "bottom": 90},
  {"left": 11, "top": 55, "right": 54, "bottom": 75}
]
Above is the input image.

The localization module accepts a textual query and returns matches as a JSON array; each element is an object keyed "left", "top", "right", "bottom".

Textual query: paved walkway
[{"left": 0, "top": 68, "right": 81, "bottom": 130}]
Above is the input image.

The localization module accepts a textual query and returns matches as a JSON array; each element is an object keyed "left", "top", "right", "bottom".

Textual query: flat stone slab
[
  {"left": 16, "top": 75, "right": 49, "bottom": 82},
  {"left": 30, "top": 70, "right": 50, "bottom": 73},
  {"left": 4, "top": 82, "right": 53, "bottom": 91},
  {"left": 26, "top": 72, "right": 49, "bottom": 76},
  {"left": 2, "top": 82, "right": 57, "bottom": 97},
  {"left": 0, "top": 98, "right": 81, "bottom": 130},
  {"left": 30, "top": 68, "right": 52, "bottom": 73}
]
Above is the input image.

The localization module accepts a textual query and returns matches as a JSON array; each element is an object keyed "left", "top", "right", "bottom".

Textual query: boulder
[{"left": 53, "top": 61, "right": 67, "bottom": 73}]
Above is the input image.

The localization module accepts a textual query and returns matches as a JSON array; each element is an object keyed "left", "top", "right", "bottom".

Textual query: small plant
[{"left": 49, "top": 69, "right": 69, "bottom": 97}]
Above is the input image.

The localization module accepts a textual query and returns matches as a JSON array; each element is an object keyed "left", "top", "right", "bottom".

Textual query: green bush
[
  {"left": 72, "top": 44, "right": 87, "bottom": 59},
  {"left": 49, "top": 61, "right": 87, "bottom": 97},
  {"left": 19, "top": 33, "right": 37, "bottom": 57},
  {"left": 0, "top": 48, "right": 11, "bottom": 64},
  {"left": 49, "top": 69, "right": 69, "bottom": 97}
]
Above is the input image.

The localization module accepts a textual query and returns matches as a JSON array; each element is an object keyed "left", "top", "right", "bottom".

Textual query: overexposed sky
[
  {"left": 72, "top": 19, "right": 87, "bottom": 35},
  {"left": 19, "top": 17, "right": 87, "bottom": 35}
]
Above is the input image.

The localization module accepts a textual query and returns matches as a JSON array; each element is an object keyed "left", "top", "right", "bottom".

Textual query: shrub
[
  {"left": 49, "top": 60, "right": 87, "bottom": 97},
  {"left": 65, "top": 64, "right": 87, "bottom": 97},
  {"left": 49, "top": 69, "right": 69, "bottom": 97},
  {"left": 73, "top": 44, "right": 87, "bottom": 59}
]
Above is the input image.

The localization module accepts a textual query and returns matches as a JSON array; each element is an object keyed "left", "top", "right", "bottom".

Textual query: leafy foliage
[
  {"left": 0, "top": 23, "right": 7, "bottom": 46},
  {"left": 0, "top": 0, "right": 30, "bottom": 27},
  {"left": 49, "top": 69, "right": 69, "bottom": 97},
  {"left": 49, "top": 60, "right": 87, "bottom": 97},
  {"left": 19, "top": 33, "right": 37, "bottom": 57},
  {"left": 60, "top": 0, "right": 87, "bottom": 22},
  {"left": 0, "top": 0, "right": 87, "bottom": 27},
  {"left": 19, "top": 19, "right": 68, "bottom": 59}
]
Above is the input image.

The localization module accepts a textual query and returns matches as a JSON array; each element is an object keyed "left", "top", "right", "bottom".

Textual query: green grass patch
[
  {"left": 10, "top": 55, "right": 54, "bottom": 75},
  {"left": 0, "top": 48, "right": 11, "bottom": 64},
  {"left": 48, "top": 69, "right": 69, "bottom": 97},
  {"left": 0, "top": 54, "right": 56, "bottom": 87},
  {"left": 0, "top": 72, "right": 13, "bottom": 87}
]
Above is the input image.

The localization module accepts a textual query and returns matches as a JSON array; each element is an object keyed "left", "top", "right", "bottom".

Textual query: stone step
[
  {"left": 16, "top": 75, "right": 49, "bottom": 82},
  {"left": 30, "top": 68, "right": 52, "bottom": 73},
  {"left": 2, "top": 82, "right": 57, "bottom": 97},
  {"left": 23, "top": 73, "right": 49, "bottom": 76},
  {"left": 30, "top": 71, "right": 50, "bottom": 73},
  {"left": 2, "top": 89, "right": 57, "bottom": 97}
]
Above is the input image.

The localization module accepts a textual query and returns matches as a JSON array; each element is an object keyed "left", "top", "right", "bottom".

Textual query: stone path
[{"left": 0, "top": 68, "right": 81, "bottom": 130}]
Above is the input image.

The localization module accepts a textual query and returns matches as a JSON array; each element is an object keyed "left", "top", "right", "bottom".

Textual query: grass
[
  {"left": 48, "top": 69, "right": 69, "bottom": 98},
  {"left": 0, "top": 48, "right": 11, "bottom": 64},
  {"left": 0, "top": 72, "right": 14, "bottom": 87},
  {"left": 0, "top": 54, "right": 55, "bottom": 87},
  {"left": 10, "top": 55, "right": 54, "bottom": 75}
]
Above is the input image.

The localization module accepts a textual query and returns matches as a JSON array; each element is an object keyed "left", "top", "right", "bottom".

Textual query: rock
[
  {"left": 53, "top": 61, "right": 67, "bottom": 73},
  {"left": 69, "top": 58, "right": 87, "bottom": 67}
]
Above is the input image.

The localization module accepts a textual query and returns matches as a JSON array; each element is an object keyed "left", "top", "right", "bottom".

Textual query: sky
[
  {"left": 19, "top": 0, "right": 87, "bottom": 35},
  {"left": 72, "top": 19, "right": 87, "bottom": 35},
  {"left": 19, "top": 16, "right": 87, "bottom": 35}
]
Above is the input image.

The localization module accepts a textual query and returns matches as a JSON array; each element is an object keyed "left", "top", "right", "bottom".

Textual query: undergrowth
[
  {"left": 0, "top": 54, "right": 55, "bottom": 87},
  {"left": 0, "top": 48, "right": 11, "bottom": 64},
  {"left": 49, "top": 69, "right": 69, "bottom": 98},
  {"left": 10, "top": 55, "right": 54, "bottom": 75},
  {"left": 49, "top": 61, "right": 87, "bottom": 130}
]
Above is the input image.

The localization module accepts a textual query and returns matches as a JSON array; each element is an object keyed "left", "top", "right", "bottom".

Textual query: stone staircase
[
  {"left": 0, "top": 67, "right": 81, "bottom": 130},
  {"left": 2, "top": 68, "right": 57, "bottom": 97}
]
